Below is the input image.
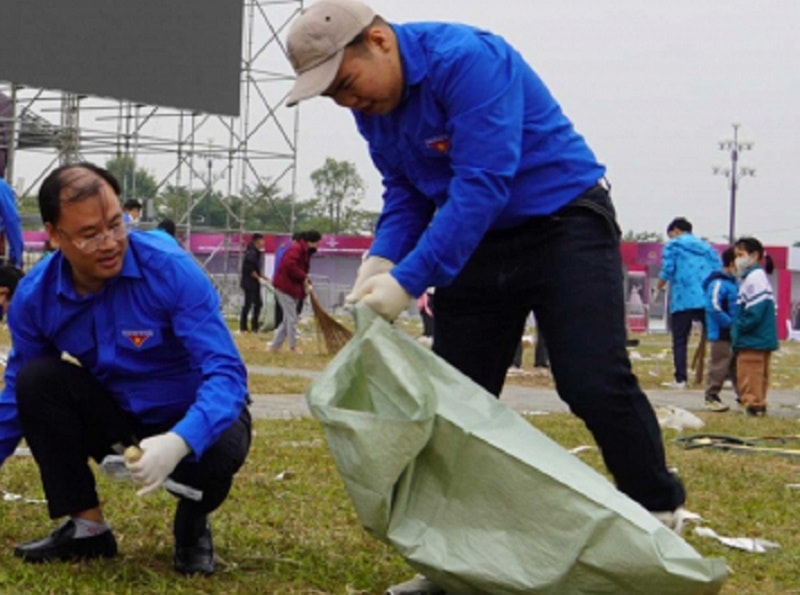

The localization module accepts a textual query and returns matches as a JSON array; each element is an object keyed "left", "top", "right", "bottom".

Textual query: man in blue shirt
[
  {"left": 0, "top": 176, "right": 23, "bottom": 268},
  {"left": 0, "top": 163, "right": 251, "bottom": 575},
  {"left": 287, "top": 1, "right": 687, "bottom": 591}
]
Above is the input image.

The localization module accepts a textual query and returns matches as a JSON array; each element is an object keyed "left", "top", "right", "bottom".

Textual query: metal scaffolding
[
  {"left": 0, "top": 0, "right": 302, "bottom": 230},
  {"left": 0, "top": 0, "right": 304, "bottom": 314}
]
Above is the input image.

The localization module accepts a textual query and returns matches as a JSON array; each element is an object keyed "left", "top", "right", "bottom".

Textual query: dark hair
[
  {"left": 301, "top": 229, "right": 322, "bottom": 243},
  {"left": 734, "top": 236, "right": 774, "bottom": 274},
  {"left": 721, "top": 246, "right": 736, "bottom": 268},
  {"left": 156, "top": 218, "right": 176, "bottom": 238},
  {"left": 667, "top": 217, "right": 692, "bottom": 234},
  {"left": 38, "top": 163, "right": 121, "bottom": 226},
  {"left": 123, "top": 198, "right": 143, "bottom": 211},
  {"left": 0, "top": 265, "right": 24, "bottom": 299},
  {"left": 251, "top": 233, "right": 264, "bottom": 242}
]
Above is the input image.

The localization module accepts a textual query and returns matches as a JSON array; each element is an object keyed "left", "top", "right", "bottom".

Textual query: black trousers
[
  {"left": 433, "top": 186, "right": 685, "bottom": 512},
  {"left": 670, "top": 308, "right": 705, "bottom": 383},
  {"left": 16, "top": 358, "right": 251, "bottom": 520},
  {"left": 240, "top": 285, "right": 263, "bottom": 332}
]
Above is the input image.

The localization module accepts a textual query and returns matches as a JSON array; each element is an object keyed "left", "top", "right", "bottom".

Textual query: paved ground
[{"left": 247, "top": 364, "right": 800, "bottom": 420}]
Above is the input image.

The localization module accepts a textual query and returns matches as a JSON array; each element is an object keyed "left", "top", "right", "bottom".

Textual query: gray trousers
[
  {"left": 705, "top": 339, "right": 737, "bottom": 398},
  {"left": 270, "top": 289, "right": 300, "bottom": 349}
]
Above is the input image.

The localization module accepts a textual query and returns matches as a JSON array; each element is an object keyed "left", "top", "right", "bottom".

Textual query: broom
[{"left": 309, "top": 289, "right": 353, "bottom": 355}]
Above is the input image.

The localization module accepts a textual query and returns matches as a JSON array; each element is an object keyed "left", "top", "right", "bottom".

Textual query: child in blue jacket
[
  {"left": 702, "top": 247, "right": 738, "bottom": 412},
  {"left": 732, "top": 237, "right": 778, "bottom": 416}
]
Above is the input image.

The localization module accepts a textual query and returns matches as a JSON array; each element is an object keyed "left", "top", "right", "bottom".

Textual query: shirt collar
[{"left": 393, "top": 24, "right": 427, "bottom": 102}]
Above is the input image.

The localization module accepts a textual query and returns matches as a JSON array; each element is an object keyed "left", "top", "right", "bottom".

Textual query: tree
[
  {"left": 309, "top": 158, "right": 364, "bottom": 234},
  {"left": 622, "top": 230, "right": 664, "bottom": 243},
  {"left": 105, "top": 155, "right": 158, "bottom": 199}
]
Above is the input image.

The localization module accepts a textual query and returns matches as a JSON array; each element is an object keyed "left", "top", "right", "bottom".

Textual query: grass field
[{"left": 0, "top": 320, "right": 799, "bottom": 593}]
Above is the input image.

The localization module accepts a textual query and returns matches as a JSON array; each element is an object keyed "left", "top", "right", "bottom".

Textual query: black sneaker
[
  {"left": 704, "top": 395, "right": 729, "bottom": 413},
  {"left": 13, "top": 519, "right": 117, "bottom": 563},
  {"left": 745, "top": 405, "right": 767, "bottom": 417}
]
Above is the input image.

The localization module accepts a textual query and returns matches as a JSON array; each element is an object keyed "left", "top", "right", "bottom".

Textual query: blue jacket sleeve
[
  {"left": 658, "top": 242, "right": 676, "bottom": 283},
  {"left": 0, "top": 288, "right": 60, "bottom": 466},
  {"left": 387, "top": 37, "right": 524, "bottom": 297},
  {"left": 160, "top": 253, "right": 248, "bottom": 457},
  {"left": 367, "top": 149, "right": 434, "bottom": 269},
  {"left": 706, "top": 279, "right": 733, "bottom": 329},
  {"left": 0, "top": 182, "right": 23, "bottom": 268}
]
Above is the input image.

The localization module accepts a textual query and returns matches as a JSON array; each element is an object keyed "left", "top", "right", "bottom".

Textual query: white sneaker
[
  {"left": 660, "top": 380, "right": 687, "bottom": 390},
  {"left": 651, "top": 506, "right": 701, "bottom": 535},
  {"left": 385, "top": 574, "right": 445, "bottom": 595}
]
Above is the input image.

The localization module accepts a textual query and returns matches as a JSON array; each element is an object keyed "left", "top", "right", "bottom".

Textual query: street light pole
[{"left": 713, "top": 123, "right": 755, "bottom": 243}]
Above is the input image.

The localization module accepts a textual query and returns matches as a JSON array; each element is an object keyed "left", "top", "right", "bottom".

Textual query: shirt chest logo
[
  {"left": 122, "top": 329, "right": 154, "bottom": 348},
  {"left": 425, "top": 135, "right": 450, "bottom": 154}
]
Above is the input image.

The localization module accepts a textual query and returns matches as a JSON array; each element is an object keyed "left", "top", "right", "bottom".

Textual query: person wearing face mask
[
  {"left": 731, "top": 236, "right": 777, "bottom": 416},
  {"left": 655, "top": 217, "right": 721, "bottom": 389},
  {"left": 268, "top": 229, "right": 322, "bottom": 353}
]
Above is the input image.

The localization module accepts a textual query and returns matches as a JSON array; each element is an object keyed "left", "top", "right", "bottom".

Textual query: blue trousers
[
  {"left": 670, "top": 308, "right": 705, "bottom": 383},
  {"left": 434, "top": 186, "right": 685, "bottom": 512}
]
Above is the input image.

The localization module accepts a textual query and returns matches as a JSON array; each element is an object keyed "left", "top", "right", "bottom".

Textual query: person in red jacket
[{"left": 268, "top": 230, "right": 321, "bottom": 353}]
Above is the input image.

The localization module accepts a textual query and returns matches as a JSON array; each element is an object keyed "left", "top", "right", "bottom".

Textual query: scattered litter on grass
[
  {"left": 568, "top": 445, "right": 596, "bottom": 455},
  {"left": 2, "top": 490, "right": 46, "bottom": 504},
  {"left": 13, "top": 447, "right": 31, "bottom": 457},
  {"left": 694, "top": 526, "right": 780, "bottom": 553},
  {"left": 282, "top": 439, "right": 323, "bottom": 448},
  {"left": 274, "top": 471, "right": 295, "bottom": 481},
  {"left": 655, "top": 406, "right": 705, "bottom": 431},
  {"left": 629, "top": 351, "right": 650, "bottom": 361}
]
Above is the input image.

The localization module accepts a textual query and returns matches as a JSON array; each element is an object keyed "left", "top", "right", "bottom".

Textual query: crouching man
[{"left": 0, "top": 163, "right": 251, "bottom": 575}]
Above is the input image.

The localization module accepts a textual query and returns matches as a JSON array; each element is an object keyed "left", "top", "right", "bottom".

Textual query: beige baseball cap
[{"left": 285, "top": 0, "right": 375, "bottom": 107}]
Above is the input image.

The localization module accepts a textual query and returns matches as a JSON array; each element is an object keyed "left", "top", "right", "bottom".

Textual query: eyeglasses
[{"left": 57, "top": 222, "right": 128, "bottom": 254}]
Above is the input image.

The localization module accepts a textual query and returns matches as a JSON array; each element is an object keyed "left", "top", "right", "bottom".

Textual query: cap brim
[{"left": 286, "top": 49, "right": 344, "bottom": 107}]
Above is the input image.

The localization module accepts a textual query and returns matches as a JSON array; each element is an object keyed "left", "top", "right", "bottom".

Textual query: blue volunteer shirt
[
  {"left": 356, "top": 22, "right": 606, "bottom": 297},
  {"left": 0, "top": 231, "right": 248, "bottom": 465},
  {"left": 0, "top": 178, "right": 24, "bottom": 268}
]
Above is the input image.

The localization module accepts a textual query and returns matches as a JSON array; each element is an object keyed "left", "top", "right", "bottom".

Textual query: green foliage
[
  {"left": 623, "top": 229, "right": 664, "bottom": 242},
  {"left": 309, "top": 158, "right": 366, "bottom": 234},
  {"left": 105, "top": 155, "right": 158, "bottom": 199}
]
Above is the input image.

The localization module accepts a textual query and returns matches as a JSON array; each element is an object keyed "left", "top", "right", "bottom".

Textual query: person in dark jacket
[
  {"left": 702, "top": 247, "right": 738, "bottom": 412},
  {"left": 268, "top": 230, "right": 321, "bottom": 352},
  {"left": 239, "top": 233, "right": 267, "bottom": 333}
]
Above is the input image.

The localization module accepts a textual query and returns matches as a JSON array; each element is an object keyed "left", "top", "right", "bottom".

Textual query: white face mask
[{"left": 735, "top": 256, "right": 752, "bottom": 275}]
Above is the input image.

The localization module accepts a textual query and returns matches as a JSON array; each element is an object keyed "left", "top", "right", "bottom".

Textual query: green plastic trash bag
[
  {"left": 259, "top": 283, "right": 277, "bottom": 332},
  {"left": 306, "top": 306, "right": 728, "bottom": 594}
]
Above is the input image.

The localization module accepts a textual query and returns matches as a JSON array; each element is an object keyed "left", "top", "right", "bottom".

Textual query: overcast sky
[{"left": 294, "top": 0, "right": 800, "bottom": 245}]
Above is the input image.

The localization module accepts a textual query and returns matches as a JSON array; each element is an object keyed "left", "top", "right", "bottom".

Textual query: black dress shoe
[
  {"left": 13, "top": 519, "right": 118, "bottom": 563},
  {"left": 174, "top": 522, "right": 215, "bottom": 575}
]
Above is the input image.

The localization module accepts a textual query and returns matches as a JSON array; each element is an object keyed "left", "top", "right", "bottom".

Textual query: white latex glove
[
  {"left": 345, "top": 256, "right": 395, "bottom": 303},
  {"left": 347, "top": 272, "right": 412, "bottom": 321},
  {"left": 126, "top": 432, "right": 191, "bottom": 497}
]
